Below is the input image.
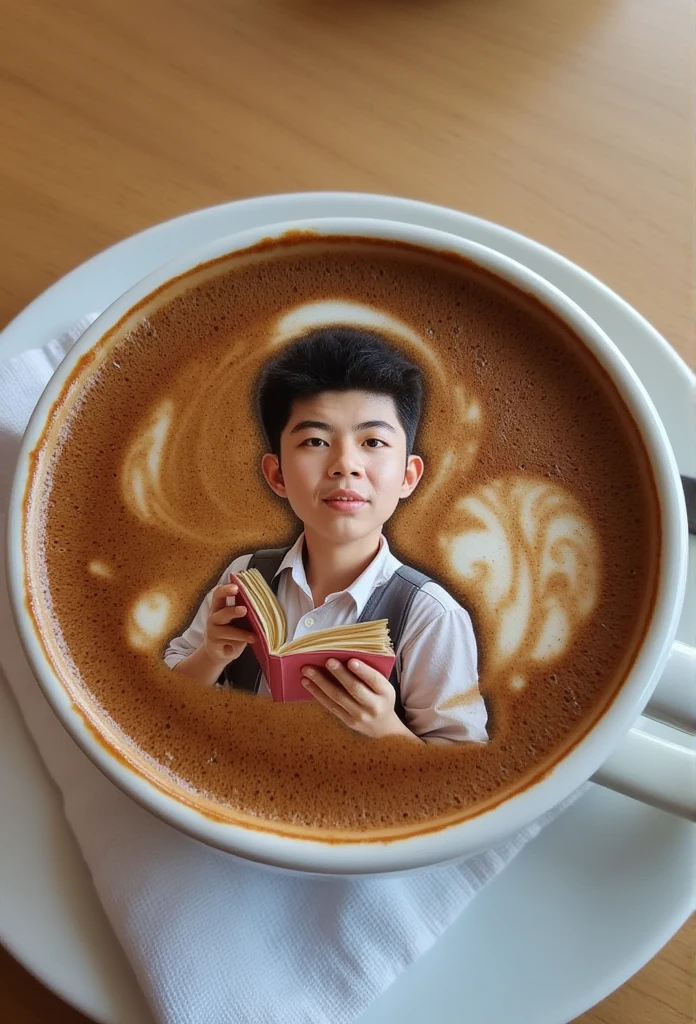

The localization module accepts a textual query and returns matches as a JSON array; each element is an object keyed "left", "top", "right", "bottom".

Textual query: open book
[{"left": 229, "top": 568, "right": 396, "bottom": 703}]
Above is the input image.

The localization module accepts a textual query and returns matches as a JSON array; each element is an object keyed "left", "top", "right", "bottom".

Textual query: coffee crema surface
[{"left": 27, "top": 237, "right": 660, "bottom": 840}]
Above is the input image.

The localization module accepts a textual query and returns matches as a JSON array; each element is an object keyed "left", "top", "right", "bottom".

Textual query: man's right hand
[{"left": 203, "top": 583, "right": 256, "bottom": 666}]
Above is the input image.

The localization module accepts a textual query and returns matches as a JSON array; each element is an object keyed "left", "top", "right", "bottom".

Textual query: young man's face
[{"left": 261, "top": 390, "right": 424, "bottom": 546}]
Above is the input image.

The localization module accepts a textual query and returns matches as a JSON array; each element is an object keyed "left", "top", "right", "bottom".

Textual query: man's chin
[{"left": 307, "top": 516, "right": 382, "bottom": 541}]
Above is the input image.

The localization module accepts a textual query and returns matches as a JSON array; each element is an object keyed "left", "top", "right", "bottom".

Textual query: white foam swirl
[{"left": 441, "top": 475, "right": 600, "bottom": 687}]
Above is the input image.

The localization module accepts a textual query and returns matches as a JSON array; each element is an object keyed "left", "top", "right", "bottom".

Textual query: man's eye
[
  {"left": 303, "top": 437, "right": 328, "bottom": 447},
  {"left": 364, "top": 438, "right": 386, "bottom": 448}
]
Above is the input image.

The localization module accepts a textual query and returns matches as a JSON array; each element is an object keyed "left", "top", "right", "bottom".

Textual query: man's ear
[
  {"left": 400, "top": 454, "right": 424, "bottom": 499},
  {"left": 261, "top": 453, "right": 287, "bottom": 497}
]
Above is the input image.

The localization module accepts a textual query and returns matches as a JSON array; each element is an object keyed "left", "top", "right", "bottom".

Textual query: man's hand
[
  {"left": 203, "top": 583, "right": 256, "bottom": 665},
  {"left": 301, "top": 658, "right": 420, "bottom": 741}
]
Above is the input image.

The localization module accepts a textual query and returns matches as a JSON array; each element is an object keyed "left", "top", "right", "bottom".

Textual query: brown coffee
[{"left": 26, "top": 236, "right": 660, "bottom": 840}]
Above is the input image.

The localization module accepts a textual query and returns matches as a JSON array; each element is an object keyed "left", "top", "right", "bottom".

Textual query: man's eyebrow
[{"left": 289, "top": 419, "right": 397, "bottom": 435}]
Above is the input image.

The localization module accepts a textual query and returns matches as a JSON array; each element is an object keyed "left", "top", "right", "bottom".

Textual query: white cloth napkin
[{"left": 0, "top": 319, "right": 584, "bottom": 1024}]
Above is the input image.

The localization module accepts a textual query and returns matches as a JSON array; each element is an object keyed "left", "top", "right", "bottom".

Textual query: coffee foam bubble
[{"left": 26, "top": 239, "right": 660, "bottom": 838}]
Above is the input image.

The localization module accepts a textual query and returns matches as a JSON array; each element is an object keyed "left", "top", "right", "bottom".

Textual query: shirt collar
[{"left": 273, "top": 532, "right": 400, "bottom": 615}]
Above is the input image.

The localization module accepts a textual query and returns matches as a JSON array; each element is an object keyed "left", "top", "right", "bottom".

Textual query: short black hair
[{"left": 255, "top": 327, "right": 424, "bottom": 461}]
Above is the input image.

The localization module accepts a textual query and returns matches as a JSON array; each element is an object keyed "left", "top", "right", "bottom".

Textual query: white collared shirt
[{"left": 164, "top": 533, "right": 488, "bottom": 744}]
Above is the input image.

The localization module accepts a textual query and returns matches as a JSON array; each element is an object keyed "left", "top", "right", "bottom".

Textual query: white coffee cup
[{"left": 7, "top": 219, "right": 695, "bottom": 875}]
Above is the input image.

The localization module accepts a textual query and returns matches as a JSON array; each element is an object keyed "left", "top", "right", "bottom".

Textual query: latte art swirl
[{"left": 441, "top": 476, "right": 600, "bottom": 689}]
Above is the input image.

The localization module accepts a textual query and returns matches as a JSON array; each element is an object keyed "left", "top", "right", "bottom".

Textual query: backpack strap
[
  {"left": 219, "top": 547, "right": 291, "bottom": 693},
  {"left": 357, "top": 565, "right": 431, "bottom": 723}
]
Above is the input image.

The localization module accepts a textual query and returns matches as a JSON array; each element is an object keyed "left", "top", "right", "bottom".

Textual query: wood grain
[{"left": 0, "top": 0, "right": 693, "bottom": 1021}]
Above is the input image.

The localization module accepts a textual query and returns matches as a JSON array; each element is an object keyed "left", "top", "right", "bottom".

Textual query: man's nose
[{"left": 329, "top": 445, "right": 365, "bottom": 476}]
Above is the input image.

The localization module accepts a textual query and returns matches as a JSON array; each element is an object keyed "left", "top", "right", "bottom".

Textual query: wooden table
[{"left": 1, "top": 0, "right": 693, "bottom": 1021}]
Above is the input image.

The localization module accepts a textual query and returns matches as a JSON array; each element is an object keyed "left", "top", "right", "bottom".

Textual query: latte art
[
  {"left": 27, "top": 238, "right": 660, "bottom": 838},
  {"left": 442, "top": 476, "right": 600, "bottom": 689}
]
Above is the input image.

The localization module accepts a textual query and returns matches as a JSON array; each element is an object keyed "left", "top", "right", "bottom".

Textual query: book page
[
  {"left": 279, "top": 619, "right": 393, "bottom": 656},
  {"left": 234, "top": 568, "right": 287, "bottom": 651}
]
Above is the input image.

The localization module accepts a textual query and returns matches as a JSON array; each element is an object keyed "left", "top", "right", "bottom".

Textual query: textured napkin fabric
[{"left": 0, "top": 320, "right": 583, "bottom": 1024}]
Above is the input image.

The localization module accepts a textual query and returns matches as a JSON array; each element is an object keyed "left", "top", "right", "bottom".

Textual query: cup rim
[{"left": 6, "top": 217, "right": 687, "bottom": 873}]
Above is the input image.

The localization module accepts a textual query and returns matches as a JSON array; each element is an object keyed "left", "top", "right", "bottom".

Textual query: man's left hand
[{"left": 301, "top": 658, "right": 420, "bottom": 741}]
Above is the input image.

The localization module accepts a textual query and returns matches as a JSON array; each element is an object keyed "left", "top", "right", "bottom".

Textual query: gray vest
[{"left": 219, "top": 546, "right": 431, "bottom": 723}]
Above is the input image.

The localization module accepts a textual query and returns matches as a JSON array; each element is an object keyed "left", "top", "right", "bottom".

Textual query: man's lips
[{"left": 322, "top": 495, "right": 369, "bottom": 512}]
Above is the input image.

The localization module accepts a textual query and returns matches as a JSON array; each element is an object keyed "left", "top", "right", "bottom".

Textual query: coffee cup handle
[{"left": 591, "top": 642, "right": 696, "bottom": 820}]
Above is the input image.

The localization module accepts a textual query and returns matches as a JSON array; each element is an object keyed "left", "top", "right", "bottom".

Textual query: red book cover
[{"left": 229, "top": 572, "right": 396, "bottom": 703}]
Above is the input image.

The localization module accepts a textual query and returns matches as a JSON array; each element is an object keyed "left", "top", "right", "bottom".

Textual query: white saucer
[{"left": 1, "top": 193, "right": 694, "bottom": 1024}]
